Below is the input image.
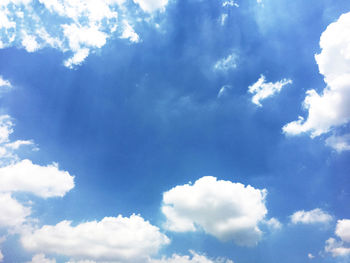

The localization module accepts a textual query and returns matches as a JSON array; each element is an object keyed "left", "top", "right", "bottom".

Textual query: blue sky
[{"left": 0, "top": 0, "right": 350, "bottom": 262}]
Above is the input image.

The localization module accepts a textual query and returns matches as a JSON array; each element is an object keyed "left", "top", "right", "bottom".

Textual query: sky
[{"left": 0, "top": 0, "right": 350, "bottom": 262}]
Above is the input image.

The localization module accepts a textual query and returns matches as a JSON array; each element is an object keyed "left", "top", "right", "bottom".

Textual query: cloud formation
[
  {"left": 248, "top": 75, "right": 292, "bottom": 107},
  {"left": 325, "top": 219, "right": 350, "bottom": 257},
  {"left": 0, "top": 159, "right": 74, "bottom": 198},
  {"left": 0, "top": 0, "right": 169, "bottom": 68},
  {"left": 150, "top": 250, "right": 234, "bottom": 263},
  {"left": 290, "top": 208, "right": 333, "bottom": 225},
  {"left": 162, "top": 176, "right": 269, "bottom": 246},
  {"left": 21, "top": 214, "right": 170, "bottom": 263},
  {"left": 27, "top": 254, "right": 56, "bottom": 263},
  {"left": 214, "top": 53, "right": 237, "bottom": 72},
  {"left": 283, "top": 12, "right": 350, "bottom": 138}
]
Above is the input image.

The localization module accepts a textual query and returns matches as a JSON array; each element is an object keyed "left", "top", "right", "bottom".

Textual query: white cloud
[
  {"left": 120, "top": 20, "right": 140, "bottom": 43},
  {"left": 290, "top": 208, "right": 332, "bottom": 224},
  {"left": 263, "top": 217, "right": 282, "bottom": 230},
  {"left": 0, "top": 76, "right": 11, "bottom": 89},
  {"left": 222, "top": 1, "right": 239, "bottom": 8},
  {"left": 325, "top": 220, "right": 350, "bottom": 257},
  {"left": 0, "top": 250, "right": 3, "bottom": 262},
  {"left": 220, "top": 14, "right": 228, "bottom": 26},
  {"left": 21, "top": 214, "right": 170, "bottom": 262},
  {"left": 0, "top": 0, "right": 169, "bottom": 68},
  {"left": 27, "top": 254, "right": 56, "bottom": 263},
  {"left": 325, "top": 134, "right": 350, "bottom": 152},
  {"left": 5, "top": 140, "right": 33, "bottom": 150},
  {"left": 150, "top": 250, "right": 234, "bottom": 263},
  {"left": 0, "top": 159, "right": 74, "bottom": 198},
  {"left": 217, "top": 85, "right": 232, "bottom": 98},
  {"left": 214, "top": 53, "right": 237, "bottom": 72},
  {"left": 308, "top": 253, "right": 314, "bottom": 259},
  {"left": 0, "top": 193, "right": 31, "bottom": 228},
  {"left": 248, "top": 75, "right": 292, "bottom": 107},
  {"left": 0, "top": 115, "right": 13, "bottom": 144},
  {"left": 162, "top": 176, "right": 269, "bottom": 246},
  {"left": 283, "top": 12, "right": 350, "bottom": 137},
  {"left": 133, "top": 0, "right": 168, "bottom": 13}
]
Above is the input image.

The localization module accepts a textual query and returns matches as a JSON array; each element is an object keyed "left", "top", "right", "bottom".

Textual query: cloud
[
  {"left": 214, "top": 53, "right": 237, "bottom": 72},
  {"left": 248, "top": 75, "right": 292, "bottom": 107},
  {"left": 27, "top": 254, "right": 56, "bottom": 263},
  {"left": 133, "top": 0, "right": 169, "bottom": 13},
  {"left": 263, "top": 217, "right": 282, "bottom": 230},
  {"left": 0, "top": 76, "right": 11, "bottom": 89},
  {"left": 325, "top": 219, "right": 350, "bottom": 257},
  {"left": 0, "top": 193, "right": 31, "bottom": 228},
  {"left": 150, "top": 250, "right": 234, "bottom": 263},
  {"left": 217, "top": 85, "right": 232, "bottom": 98},
  {"left": 0, "top": 0, "right": 169, "bottom": 68},
  {"left": 222, "top": 1, "right": 239, "bottom": 8},
  {"left": 325, "top": 134, "right": 350, "bottom": 152},
  {"left": 0, "top": 159, "right": 74, "bottom": 198},
  {"left": 161, "top": 176, "right": 269, "bottom": 246},
  {"left": 308, "top": 253, "right": 314, "bottom": 259},
  {"left": 283, "top": 12, "right": 350, "bottom": 137},
  {"left": 21, "top": 214, "right": 170, "bottom": 263},
  {"left": 290, "top": 208, "right": 333, "bottom": 225}
]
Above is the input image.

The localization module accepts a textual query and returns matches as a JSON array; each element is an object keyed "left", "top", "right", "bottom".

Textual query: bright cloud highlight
[
  {"left": 325, "top": 219, "right": 350, "bottom": 257},
  {"left": 248, "top": 75, "right": 292, "bottom": 107},
  {"left": 162, "top": 176, "right": 269, "bottom": 246},
  {"left": 283, "top": 12, "right": 350, "bottom": 137},
  {"left": 290, "top": 208, "right": 333, "bottom": 225},
  {"left": 0, "top": 0, "right": 169, "bottom": 68},
  {"left": 21, "top": 214, "right": 170, "bottom": 262}
]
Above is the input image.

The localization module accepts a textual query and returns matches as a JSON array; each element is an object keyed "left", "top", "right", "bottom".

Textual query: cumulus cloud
[
  {"left": 0, "top": 0, "right": 169, "bottom": 68},
  {"left": 325, "top": 219, "right": 350, "bottom": 257},
  {"left": 290, "top": 208, "right": 332, "bottom": 225},
  {"left": 0, "top": 159, "right": 74, "bottom": 198},
  {"left": 21, "top": 214, "right": 170, "bottom": 263},
  {"left": 248, "top": 75, "right": 292, "bottom": 107},
  {"left": 0, "top": 193, "right": 31, "bottom": 228},
  {"left": 27, "top": 254, "right": 56, "bottom": 263},
  {"left": 214, "top": 53, "right": 237, "bottom": 72},
  {"left": 283, "top": 12, "right": 350, "bottom": 137},
  {"left": 263, "top": 217, "right": 282, "bottom": 230},
  {"left": 325, "top": 134, "right": 350, "bottom": 152},
  {"left": 162, "top": 176, "right": 269, "bottom": 246},
  {"left": 150, "top": 250, "right": 234, "bottom": 263}
]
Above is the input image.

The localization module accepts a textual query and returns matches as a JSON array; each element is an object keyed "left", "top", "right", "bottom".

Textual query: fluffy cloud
[
  {"left": 27, "top": 254, "right": 56, "bottom": 263},
  {"left": 325, "top": 134, "right": 350, "bottom": 152},
  {"left": 0, "top": 76, "right": 11, "bottom": 89},
  {"left": 214, "top": 53, "right": 237, "bottom": 72},
  {"left": 283, "top": 12, "right": 350, "bottom": 137},
  {"left": 162, "top": 176, "right": 269, "bottom": 246},
  {"left": 248, "top": 75, "right": 292, "bottom": 107},
  {"left": 0, "top": 0, "right": 168, "bottom": 68},
  {"left": 290, "top": 208, "right": 333, "bottom": 225},
  {"left": 133, "top": 0, "right": 168, "bottom": 13},
  {"left": 325, "top": 219, "right": 350, "bottom": 257},
  {"left": 150, "top": 250, "right": 234, "bottom": 263},
  {"left": 21, "top": 214, "right": 170, "bottom": 262},
  {"left": 0, "top": 159, "right": 74, "bottom": 198},
  {"left": 0, "top": 193, "right": 31, "bottom": 228}
]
